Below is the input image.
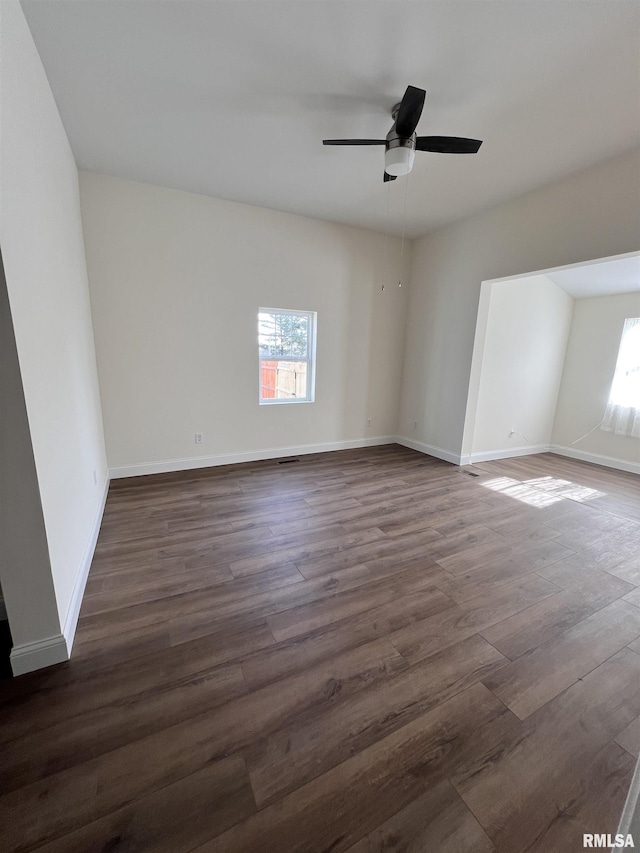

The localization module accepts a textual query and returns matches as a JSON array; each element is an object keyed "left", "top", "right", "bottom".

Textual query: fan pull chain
[
  {"left": 381, "top": 179, "right": 391, "bottom": 291},
  {"left": 398, "top": 168, "right": 410, "bottom": 287}
]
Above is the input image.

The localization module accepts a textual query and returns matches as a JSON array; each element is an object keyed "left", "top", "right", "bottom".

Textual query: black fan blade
[
  {"left": 383, "top": 172, "right": 397, "bottom": 183},
  {"left": 395, "top": 85, "right": 426, "bottom": 137},
  {"left": 323, "top": 139, "right": 386, "bottom": 145},
  {"left": 415, "top": 136, "right": 482, "bottom": 154}
]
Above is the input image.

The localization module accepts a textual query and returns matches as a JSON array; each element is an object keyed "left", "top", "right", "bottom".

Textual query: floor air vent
[
  {"left": 278, "top": 458, "right": 301, "bottom": 464},
  {"left": 461, "top": 469, "right": 480, "bottom": 477}
]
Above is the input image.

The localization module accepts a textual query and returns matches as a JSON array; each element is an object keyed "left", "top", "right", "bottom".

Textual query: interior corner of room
[{"left": 461, "top": 258, "right": 640, "bottom": 473}]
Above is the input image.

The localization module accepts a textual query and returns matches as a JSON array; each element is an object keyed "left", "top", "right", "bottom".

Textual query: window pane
[
  {"left": 260, "top": 360, "right": 308, "bottom": 400},
  {"left": 609, "top": 317, "right": 640, "bottom": 408},
  {"left": 259, "top": 311, "right": 309, "bottom": 358}
]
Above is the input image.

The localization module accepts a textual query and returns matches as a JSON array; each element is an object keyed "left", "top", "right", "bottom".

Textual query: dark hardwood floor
[{"left": 1, "top": 445, "right": 639, "bottom": 852}]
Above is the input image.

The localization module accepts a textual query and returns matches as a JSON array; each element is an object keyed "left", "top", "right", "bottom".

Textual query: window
[
  {"left": 258, "top": 308, "right": 316, "bottom": 404},
  {"left": 601, "top": 317, "right": 640, "bottom": 437}
]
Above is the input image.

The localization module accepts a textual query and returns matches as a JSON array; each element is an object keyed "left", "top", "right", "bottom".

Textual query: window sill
[{"left": 259, "top": 398, "right": 315, "bottom": 406}]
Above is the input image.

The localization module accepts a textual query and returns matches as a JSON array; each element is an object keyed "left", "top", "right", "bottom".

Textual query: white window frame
[{"left": 258, "top": 307, "right": 317, "bottom": 405}]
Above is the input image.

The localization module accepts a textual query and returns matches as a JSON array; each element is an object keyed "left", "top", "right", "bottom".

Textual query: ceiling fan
[{"left": 323, "top": 85, "right": 482, "bottom": 182}]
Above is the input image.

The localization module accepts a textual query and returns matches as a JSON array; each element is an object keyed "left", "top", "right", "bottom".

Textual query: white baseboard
[
  {"left": 466, "top": 444, "right": 551, "bottom": 465},
  {"left": 455, "top": 441, "right": 639, "bottom": 475},
  {"left": 62, "top": 470, "right": 110, "bottom": 653},
  {"left": 391, "top": 437, "right": 640, "bottom": 477},
  {"left": 10, "top": 634, "right": 69, "bottom": 677},
  {"left": 395, "top": 436, "right": 462, "bottom": 466},
  {"left": 109, "top": 436, "right": 397, "bottom": 479},
  {"left": 550, "top": 445, "right": 640, "bottom": 475}
]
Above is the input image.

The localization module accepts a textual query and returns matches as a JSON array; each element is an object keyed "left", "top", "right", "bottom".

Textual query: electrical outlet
[
  {"left": 195, "top": 433, "right": 203, "bottom": 444},
  {"left": 413, "top": 420, "right": 418, "bottom": 430},
  {"left": 367, "top": 418, "right": 372, "bottom": 427}
]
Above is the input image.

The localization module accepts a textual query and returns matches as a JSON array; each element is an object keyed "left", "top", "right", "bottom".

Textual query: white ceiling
[
  {"left": 21, "top": 0, "right": 640, "bottom": 237},
  {"left": 548, "top": 254, "right": 640, "bottom": 299}
]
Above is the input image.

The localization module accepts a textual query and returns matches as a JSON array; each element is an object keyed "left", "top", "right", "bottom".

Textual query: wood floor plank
[
  {"left": 80, "top": 563, "right": 236, "bottom": 616},
  {"left": 241, "top": 585, "right": 455, "bottom": 689},
  {"left": 90, "top": 523, "right": 278, "bottom": 574},
  {"left": 267, "top": 565, "right": 446, "bottom": 642},
  {"left": 452, "top": 647, "right": 640, "bottom": 852},
  {"left": 85, "top": 558, "right": 301, "bottom": 611},
  {"left": 545, "top": 506, "right": 637, "bottom": 533},
  {"left": 76, "top": 562, "right": 307, "bottom": 643},
  {"left": 432, "top": 539, "right": 510, "bottom": 575},
  {"left": 480, "top": 573, "right": 634, "bottom": 660},
  {"left": 85, "top": 556, "right": 189, "bottom": 588},
  {"left": 606, "top": 554, "right": 640, "bottom": 586},
  {"left": 266, "top": 506, "right": 368, "bottom": 537},
  {"left": 426, "top": 506, "right": 507, "bottom": 537},
  {"left": 624, "top": 585, "right": 640, "bottom": 609},
  {"left": 182, "top": 523, "right": 355, "bottom": 572},
  {"left": 438, "top": 538, "right": 574, "bottom": 578},
  {"left": 558, "top": 528, "right": 640, "bottom": 569},
  {"left": 96, "top": 517, "right": 170, "bottom": 545},
  {"left": 229, "top": 527, "right": 388, "bottom": 577},
  {"left": 166, "top": 563, "right": 377, "bottom": 646},
  {"left": 0, "top": 662, "right": 246, "bottom": 795},
  {"left": 482, "top": 599, "right": 640, "bottom": 719},
  {"left": 425, "top": 525, "right": 508, "bottom": 561},
  {"left": 70, "top": 621, "right": 172, "bottom": 673},
  {"left": 192, "top": 683, "right": 511, "bottom": 853},
  {"left": 615, "top": 714, "right": 640, "bottom": 758},
  {"left": 377, "top": 517, "right": 443, "bottom": 540},
  {"left": 431, "top": 545, "right": 574, "bottom": 607},
  {"left": 344, "top": 779, "right": 495, "bottom": 853},
  {"left": 32, "top": 755, "right": 255, "bottom": 853},
  {"left": 357, "top": 552, "right": 444, "bottom": 582},
  {"left": 0, "top": 619, "right": 272, "bottom": 747},
  {"left": 91, "top": 520, "right": 239, "bottom": 560},
  {"left": 226, "top": 503, "right": 325, "bottom": 532},
  {"left": 509, "top": 742, "right": 635, "bottom": 853},
  {"left": 390, "top": 574, "right": 559, "bottom": 666},
  {"left": 485, "top": 515, "right": 562, "bottom": 544},
  {"left": 0, "top": 763, "right": 100, "bottom": 853},
  {"left": 246, "top": 635, "right": 507, "bottom": 807},
  {"left": 297, "top": 526, "right": 504, "bottom": 580},
  {"left": 534, "top": 554, "right": 631, "bottom": 590}
]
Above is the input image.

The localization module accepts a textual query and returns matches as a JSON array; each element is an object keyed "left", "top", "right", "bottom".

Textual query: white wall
[
  {"left": 0, "top": 1, "right": 108, "bottom": 666},
  {"left": 79, "top": 172, "right": 409, "bottom": 476},
  {"left": 469, "top": 275, "right": 574, "bottom": 459},
  {"left": 398, "top": 147, "right": 640, "bottom": 462},
  {"left": 552, "top": 292, "right": 640, "bottom": 466},
  {"left": 0, "top": 249, "right": 60, "bottom": 651}
]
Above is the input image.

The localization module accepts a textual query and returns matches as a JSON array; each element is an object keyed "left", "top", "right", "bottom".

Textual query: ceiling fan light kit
[
  {"left": 384, "top": 138, "right": 415, "bottom": 176},
  {"left": 323, "top": 85, "right": 482, "bottom": 182}
]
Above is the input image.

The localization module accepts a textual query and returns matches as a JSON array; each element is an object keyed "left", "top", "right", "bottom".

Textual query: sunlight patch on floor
[
  {"left": 522, "top": 476, "right": 606, "bottom": 502},
  {"left": 481, "top": 475, "right": 606, "bottom": 507}
]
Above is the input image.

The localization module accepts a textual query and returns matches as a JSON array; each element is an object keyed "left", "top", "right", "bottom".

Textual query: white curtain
[{"left": 601, "top": 317, "right": 640, "bottom": 438}]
